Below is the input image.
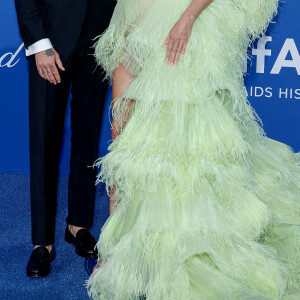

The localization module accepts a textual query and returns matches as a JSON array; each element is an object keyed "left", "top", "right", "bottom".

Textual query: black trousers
[{"left": 28, "top": 24, "right": 108, "bottom": 246}]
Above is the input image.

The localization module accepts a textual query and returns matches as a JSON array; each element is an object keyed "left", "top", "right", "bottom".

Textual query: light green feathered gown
[{"left": 87, "top": 0, "right": 300, "bottom": 299}]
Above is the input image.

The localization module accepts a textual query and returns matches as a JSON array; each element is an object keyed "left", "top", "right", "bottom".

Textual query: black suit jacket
[{"left": 15, "top": 0, "right": 116, "bottom": 64}]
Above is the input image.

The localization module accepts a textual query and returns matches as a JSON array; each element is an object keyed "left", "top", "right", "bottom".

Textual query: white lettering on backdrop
[
  {"left": 0, "top": 43, "right": 24, "bottom": 68},
  {"left": 252, "top": 37, "right": 300, "bottom": 75},
  {"left": 271, "top": 39, "right": 300, "bottom": 75},
  {"left": 246, "top": 37, "right": 300, "bottom": 100},
  {"left": 252, "top": 36, "right": 272, "bottom": 74}
]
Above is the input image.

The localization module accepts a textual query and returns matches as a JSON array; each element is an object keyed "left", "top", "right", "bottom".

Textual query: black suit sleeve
[
  {"left": 86, "top": 0, "right": 116, "bottom": 39},
  {"left": 14, "top": 0, "right": 46, "bottom": 48}
]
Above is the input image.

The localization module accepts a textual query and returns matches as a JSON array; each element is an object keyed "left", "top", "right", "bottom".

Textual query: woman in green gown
[{"left": 87, "top": 0, "right": 300, "bottom": 298}]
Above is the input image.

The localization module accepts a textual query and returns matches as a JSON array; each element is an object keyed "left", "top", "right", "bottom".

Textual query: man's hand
[{"left": 35, "top": 48, "right": 65, "bottom": 84}]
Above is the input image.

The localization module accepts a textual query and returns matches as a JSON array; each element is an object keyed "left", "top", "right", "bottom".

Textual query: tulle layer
[{"left": 87, "top": 0, "right": 300, "bottom": 299}]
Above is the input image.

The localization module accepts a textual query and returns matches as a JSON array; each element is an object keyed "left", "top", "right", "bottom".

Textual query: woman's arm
[{"left": 162, "top": 0, "right": 213, "bottom": 65}]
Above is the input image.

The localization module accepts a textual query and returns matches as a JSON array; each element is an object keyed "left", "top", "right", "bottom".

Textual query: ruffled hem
[{"left": 87, "top": 223, "right": 300, "bottom": 299}]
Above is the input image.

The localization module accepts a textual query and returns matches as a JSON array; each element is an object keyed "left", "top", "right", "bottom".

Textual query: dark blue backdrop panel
[
  {"left": 245, "top": 0, "right": 300, "bottom": 150},
  {"left": 0, "top": 0, "right": 299, "bottom": 175}
]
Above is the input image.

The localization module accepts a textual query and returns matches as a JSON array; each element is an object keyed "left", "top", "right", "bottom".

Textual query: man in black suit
[{"left": 14, "top": 0, "right": 116, "bottom": 277}]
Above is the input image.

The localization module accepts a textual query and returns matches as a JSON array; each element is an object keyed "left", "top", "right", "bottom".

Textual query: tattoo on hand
[{"left": 45, "top": 49, "right": 54, "bottom": 57}]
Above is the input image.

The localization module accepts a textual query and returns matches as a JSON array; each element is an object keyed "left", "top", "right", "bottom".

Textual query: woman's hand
[{"left": 162, "top": 14, "right": 195, "bottom": 66}]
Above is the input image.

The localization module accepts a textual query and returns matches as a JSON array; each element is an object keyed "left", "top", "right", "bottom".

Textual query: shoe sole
[
  {"left": 75, "top": 248, "right": 98, "bottom": 259},
  {"left": 27, "top": 270, "right": 50, "bottom": 278}
]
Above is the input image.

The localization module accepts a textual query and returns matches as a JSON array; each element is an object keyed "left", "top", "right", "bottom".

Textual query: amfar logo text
[
  {"left": 249, "top": 36, "right": 300, "bottom": 75},
  {"left": 245, "top": 36, "right": 300, "bottom": 100}
]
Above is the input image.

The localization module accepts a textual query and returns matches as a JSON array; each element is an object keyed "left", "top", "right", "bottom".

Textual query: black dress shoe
[
  {"left": 26, "top": 246, "right": 56, "bottom": 278},
  {"left": 65, "top": 227, "right": 98, "bottom": 258}
]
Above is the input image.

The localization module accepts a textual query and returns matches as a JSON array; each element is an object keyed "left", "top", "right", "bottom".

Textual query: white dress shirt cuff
[{"left": 25, "top": 38, "right": 53, "bottom": 56}]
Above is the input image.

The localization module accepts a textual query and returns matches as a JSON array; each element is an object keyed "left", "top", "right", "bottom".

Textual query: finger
[
  {"left": 170, "top": 41, "right": 179, "bottom": 65},
  {"left": 161, "top": 35, "right": 170, "bottom": 47},
  {"left": 55, "top": 54, "right": 65, "bottom": 71},
  {"left": 165, "top": 40, "right": 174, "bottom": 63},
  {"left": 37, "top": 66, "right": 46, "bottom": 80},
  {"left": 50, "top": 65, "right": 61, "bottom": 83},
  {"left": 181, "top": 43, "right": 187, "bottom": 58},
  {"left": 47, "top": 66, "right": 58, "bottom": 84},
  {"left": 40, "top": 66, "right": 49, "bottom": 81},
  {"left": 43, "top": 66, "right": 55, "bottom": 84},
  {"left": 174, "top": 42, "right": 184, "bottom": 65}
]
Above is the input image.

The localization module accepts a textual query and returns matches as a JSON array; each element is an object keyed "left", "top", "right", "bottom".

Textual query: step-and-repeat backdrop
[{"left": 0, "top": 0, "right": 299, "bottom": 176}]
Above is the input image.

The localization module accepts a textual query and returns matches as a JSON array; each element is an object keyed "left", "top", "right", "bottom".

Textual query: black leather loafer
[
  {"left": 26, "top": 246, "right": 56, "bottom": 278},
  {"left": 65, "top": 227, "right": 98, "bottom": 258}
]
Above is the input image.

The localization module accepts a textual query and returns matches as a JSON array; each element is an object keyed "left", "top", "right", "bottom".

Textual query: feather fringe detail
[
  {"left": 93, "top": 0, "right": 280, "bottom": 143},
  {"left": 87, "top": 0, "right": 300, "bottom": 299}
]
